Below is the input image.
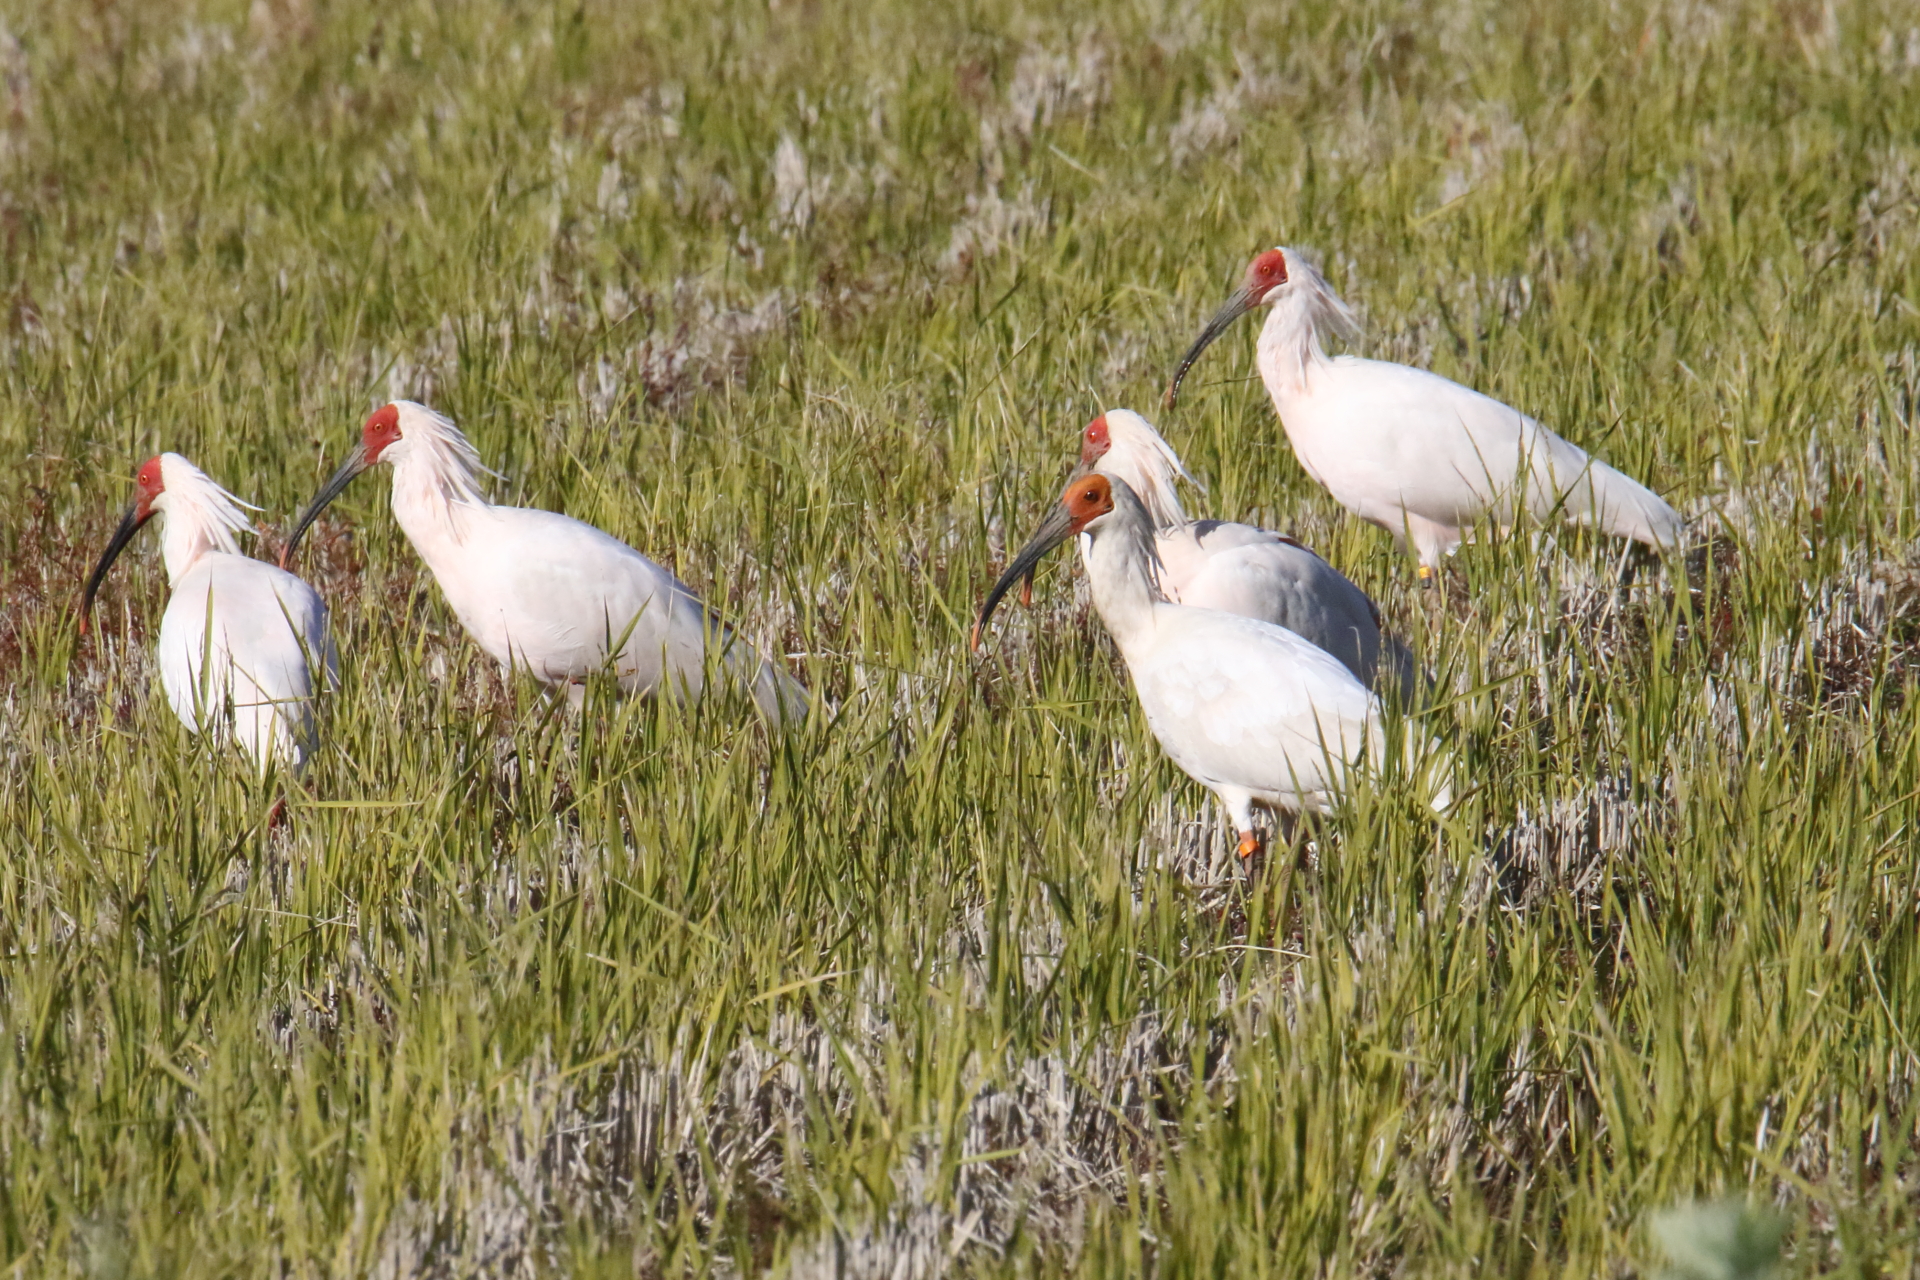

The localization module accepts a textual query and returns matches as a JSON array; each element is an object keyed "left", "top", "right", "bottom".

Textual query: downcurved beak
[
  {"left": 78, "top": 505, "right": 155, "bottom": 636},
  {"left": 971, "top": 500, "right": 1078, "bottom": 651},
  {"left": 280, "top": 443, "right": 369, "bottom": 568},
  {"left": 1164, "top": 285, "right": 1258, "bottom": 411}
]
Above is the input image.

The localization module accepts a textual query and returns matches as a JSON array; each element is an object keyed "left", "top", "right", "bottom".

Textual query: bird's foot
[{"left": 1236, "top": 830, "right": 1264, "bottom": 868}]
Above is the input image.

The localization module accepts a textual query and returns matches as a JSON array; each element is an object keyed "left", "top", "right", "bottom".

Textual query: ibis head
[
  {"left": 971, "top": 474, "right": 1116, "bottom": 651},
  {"left": 1076, "top": 409, "right": 1197, "bottom": 528},
  {"left": 1077, "top": 413, "right": 1112, "bottom": 467},
  {"left": 79, "top": 456, "right": 167, "bottom": 634},
  {"left": 79, "top": 454, "right": 255, "bottom": 633},
  {"left": 281, "top": 404, "right": 408, "bottom": 566},
  {"left": 1165, "top": 248, "right": 1291, "bottom": 410}
]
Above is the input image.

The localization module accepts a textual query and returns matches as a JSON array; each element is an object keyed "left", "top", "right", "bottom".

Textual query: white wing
[
  {"left": 1128, "top": 607, "right": 1381, "bottom": 813},
  {"left": 426, "top": 506, "right": 807, "bottom": 722},
  {"left": 158, "top": 554, "right": 330, "bottom": 771},
  {"left": 1284, "top": 357, "right": 1681, "bottom": 547},
  {"left": 1157, "top": 520, "right": 1386, "bottom": 689}
]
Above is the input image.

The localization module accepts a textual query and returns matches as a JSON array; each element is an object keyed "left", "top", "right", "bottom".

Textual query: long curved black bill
[
  {"left": 78, "top": 505, "right": 154, "bottom": 636},
  {"left": 1163, "top": 286, "right": 1257, "bottom": 411},
  {"left": 971, "top": 501, "right": 1079, "bottom": 651},
  {"left": 280, "top": 443, "right": 369, "bottom": 568}
]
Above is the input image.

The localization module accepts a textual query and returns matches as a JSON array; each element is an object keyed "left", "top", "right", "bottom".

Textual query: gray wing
[{"left": 1161, "top": 522, "right": 1382, "bottom": 688}]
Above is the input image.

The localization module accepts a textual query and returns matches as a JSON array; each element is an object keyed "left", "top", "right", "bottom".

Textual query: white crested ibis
[
  {"left": 1165, "top": 247, "right": 1684, "bottom": 572},
  {"left": 1076, "top": 408, "right": 1417, "bottom": 701},
  {"left": 282, "top": 401, "right": 807, "bottom": 722},
  {"left": 975, "top": 473, "right": 1448, "bottom": 860},
  {"left": 80, "top": 453, "right": 334, "bottom": 773}
]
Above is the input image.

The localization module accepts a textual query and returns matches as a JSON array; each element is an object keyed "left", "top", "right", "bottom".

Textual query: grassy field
[{"left": 0, "top": 0, "right": 1917, "bottom": 1274}]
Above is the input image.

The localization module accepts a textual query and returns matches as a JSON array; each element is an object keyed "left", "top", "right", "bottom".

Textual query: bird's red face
[
  {"left": 132, "top": 455, "right": 166, "bottom": 518},
  {"left": 1243, "top": 248, "right": 1289, "bottom": 304},
  {"left": 1078, "top": 415, "right": 1111, "bottom": 466},
  {"left": 1062, "top": 473, "right": 1115, "bottom": 532},
  {"left": 363, "top": 404, "right": 403, "bottom": 464}
]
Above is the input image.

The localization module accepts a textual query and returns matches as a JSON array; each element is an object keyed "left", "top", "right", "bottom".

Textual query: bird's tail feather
[
  {"left": 752, "top": 662, "right": 812, "bottom": 726},
  {"left": 1376, "top": 633, "right": 1426, "bottom": 710},
  {"left": 716, "top": 627, "right": 810, "bottom": 725},
  {"left": 1584, "top": 461, "right": 1685, "bottom": 551}
]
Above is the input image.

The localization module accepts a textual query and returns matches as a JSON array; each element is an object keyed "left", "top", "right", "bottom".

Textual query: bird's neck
[
  {"left": 1255, "top": 294, "right": 1332, "bottom": 398},
  {"left": 160, "top": 511, "right": 243, "bottom": 585},
  {"left": 1082, "top": 511, "right": 1166, "bottom": 652},
  {"left": 388, "top": 440, "right": 493, "bottom": 560}
]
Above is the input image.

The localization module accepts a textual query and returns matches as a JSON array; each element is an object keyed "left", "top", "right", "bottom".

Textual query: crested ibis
[
  {"left": 975, "top": 473, "right": 1448, "bottom": 860},
  {"left": 281, "top": 401, "right": 807, "bottom": 722},
  {"left": 1165, "top": 247, "right": 1684, "bottom": 572},
  {"left": 80, "top": 453, "right": 334, "bottom": 773}
]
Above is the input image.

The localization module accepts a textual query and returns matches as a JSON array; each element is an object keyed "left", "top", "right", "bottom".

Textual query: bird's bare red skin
[
  {"left": 1062, "top": 474, "right": 1114, "bottom": 530},
  {"left": 364, "top": 404, "right": 403, "bottom": 463},
  {"left": 1022, "top": 414, "right": 1113, "bottom": 608},
  {"left": 1079, "top": 414, "right": 1111, "bottom": 467},
  {"left": 134, "top": 456, "right": 165, "bottom": 517},
  {"left": 1244, "top": 248, "right": 1288, "bottom": 303},
  {"left": 1164, "top": 250, "right": 1292, "bottom": 410}
]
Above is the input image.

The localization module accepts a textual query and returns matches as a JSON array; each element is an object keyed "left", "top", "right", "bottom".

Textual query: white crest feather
[
  {"left": 1097, "top": 409, "right": 1201, "bottom": 529},
  {"left": 155, "top": 453, "right": 255, "bottom": 581}
]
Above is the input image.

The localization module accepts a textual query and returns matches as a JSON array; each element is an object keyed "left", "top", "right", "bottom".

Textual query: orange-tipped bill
[
  {"left": 1165, "top": 249, "right": 1291, "bottom": 410},
  {"left": 972, "top": 501, "right": 1079, "bottom": 651}
]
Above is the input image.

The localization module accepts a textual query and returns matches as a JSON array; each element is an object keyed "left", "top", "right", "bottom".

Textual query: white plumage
[
  {"left": 977, "top": 473, "right": 1448, "bottom": 859},
  {"left": 1080, "top": 408, "right": 1417, "bottom": 700},
  {"left": 283, "top": 401, "right": 807, "bottom": 721},
  {"left": 81, "top": 454, "right": 333, "bottom": 773},
  {"left": 1166, "top": 247, "right": 1684, "bottom": 570}
]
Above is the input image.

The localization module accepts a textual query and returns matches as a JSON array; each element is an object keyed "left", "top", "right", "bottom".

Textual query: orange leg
[{"left": 1236, "top": 830, "right": 1264, "bottom": 863}]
